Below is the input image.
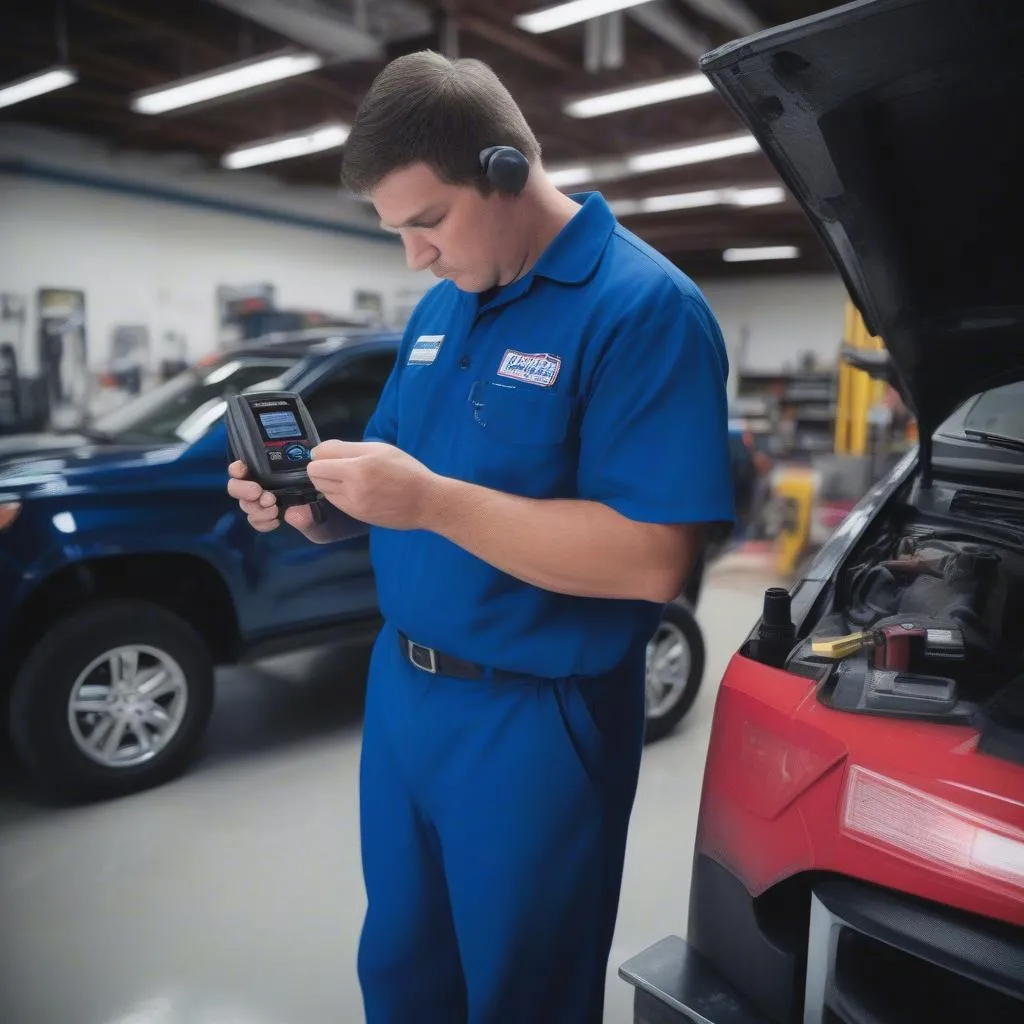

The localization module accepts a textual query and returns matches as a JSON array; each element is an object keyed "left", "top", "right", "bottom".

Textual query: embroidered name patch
[
  {"left": 408, "top": 335, "right": 444, "bottom": 365},
  {"left": 496, "top": 349, "right": 562, "bottom": 388}
]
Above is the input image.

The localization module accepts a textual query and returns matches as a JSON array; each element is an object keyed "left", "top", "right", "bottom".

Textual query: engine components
[{"left": 812, "top": 620, "right": 966, "bottom": 672}]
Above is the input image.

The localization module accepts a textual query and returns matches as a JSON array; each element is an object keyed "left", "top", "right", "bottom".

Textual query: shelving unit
[{"left": 732, "top": 366, "right": 838, "bottom": 460}]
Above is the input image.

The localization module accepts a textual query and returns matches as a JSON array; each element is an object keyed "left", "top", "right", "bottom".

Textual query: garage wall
[
  {"left": 0, "top": 126, "right": 429, "bottom": 374},
  {"left": 696, "top": 273, "right": 850, "bottom": 378},
  {"left": 0, "top": 128, "right": 850, "bottom": 382},
  {"left": 0, "top": 174, "right": 428, "bottom": 373}
]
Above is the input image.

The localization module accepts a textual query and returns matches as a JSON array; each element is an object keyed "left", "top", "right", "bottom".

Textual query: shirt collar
[{"left": 531, "top": 191, "right": 616, "bottom": 285}]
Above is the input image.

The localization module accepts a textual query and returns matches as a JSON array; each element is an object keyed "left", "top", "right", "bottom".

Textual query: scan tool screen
[{"left": 258, "top": 409, "right": 303, "bottom": 440}]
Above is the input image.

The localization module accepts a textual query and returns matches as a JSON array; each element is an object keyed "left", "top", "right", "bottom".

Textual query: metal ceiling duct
[{"left": 210, "top": 0, "right": 433, "bottom": 62}]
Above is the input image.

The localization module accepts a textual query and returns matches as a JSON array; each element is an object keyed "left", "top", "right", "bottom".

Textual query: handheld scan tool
[{"left": 225, "top": 391, "right": 325, "bottom": 522}]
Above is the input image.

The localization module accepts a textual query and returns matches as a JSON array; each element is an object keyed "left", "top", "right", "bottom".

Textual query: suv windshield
[
  {"left": 961, "top": 380, "right": 1024, "bottom": 443},
  {"left": 91, "top": 355, "right": 300, "bottom": 445}
]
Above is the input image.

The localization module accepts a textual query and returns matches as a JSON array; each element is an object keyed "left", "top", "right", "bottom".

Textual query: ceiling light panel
[
  {"left": 546, "top": 133, "right": 763, "bottom": 190},
  {"left": 565, "top": 73, "right": 713, "bottom": 118},
  {"left": 723, "top": 246, "right": 800, "bottom": 262},
  {"left": 729, "top": 186, "right": 786, "bottom": 206},
  {"left": 133, "top": 51, "right": 324, "bottom": 115},
  {"left": 626, "top": 134, "right": 760, "bottom": 174},
  {"left": 609, "top": 186, "right": 785, "bottom": 216},
  {"left": 0, "top": 66, "right": 77, "bottom": 111},
  {"left": 546, "top": 166, "right": 596, "bottom": 187},
  {"left": 516, "top": 0, "right": 652, "bottom": 35},
  {"left": 222, "top": 123, "right": 349, "bottom": 170}
]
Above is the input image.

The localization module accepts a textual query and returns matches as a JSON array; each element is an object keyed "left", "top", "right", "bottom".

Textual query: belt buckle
[{"left": 408, "top": 641, "right": 438, "bottom": 674}]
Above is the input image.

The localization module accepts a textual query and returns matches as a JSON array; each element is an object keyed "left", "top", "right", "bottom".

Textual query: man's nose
[{"left": 402, "top": 234, "right": 438, "bottom": 272}]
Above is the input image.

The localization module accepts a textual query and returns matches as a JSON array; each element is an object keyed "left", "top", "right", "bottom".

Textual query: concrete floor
[{"left": 0, "top": 567, "right": 778, "bottom": 1024}]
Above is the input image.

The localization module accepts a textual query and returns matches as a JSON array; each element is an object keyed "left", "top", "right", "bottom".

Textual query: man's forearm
[{"left": 421, "top": 476, "right": 695, "bottom": 603}]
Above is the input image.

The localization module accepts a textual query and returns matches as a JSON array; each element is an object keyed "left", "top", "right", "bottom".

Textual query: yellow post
[
  {"left": 837, "top": 299, "right": 885, "bottom": 457},
  {"left": 775, "top": 467, "right": 816, "bottom": 576},
  {"left": 835, "top": 304, "right": 855, "bottom": 454}
]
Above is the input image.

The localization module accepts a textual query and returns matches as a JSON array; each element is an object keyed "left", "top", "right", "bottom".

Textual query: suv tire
[
  {"left": 644, "top": 601, "right": 706, "bottom": 744},
  {"left": 9, "top": 600, "right": 215, "bottom": 801}
]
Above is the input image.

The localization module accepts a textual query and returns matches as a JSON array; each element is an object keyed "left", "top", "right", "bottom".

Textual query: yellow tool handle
[{"left": 811, "top": 631, "right": 873, "bottom": 659}]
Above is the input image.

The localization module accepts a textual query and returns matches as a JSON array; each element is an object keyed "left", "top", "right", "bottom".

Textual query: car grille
[{"left": 806, "top": 879, "right": 1024, "bottom": 1024}]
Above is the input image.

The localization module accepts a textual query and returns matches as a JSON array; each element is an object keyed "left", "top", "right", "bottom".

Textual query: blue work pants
[{"left": 356, "top": 622, "right": 646, "bottom": 1024}]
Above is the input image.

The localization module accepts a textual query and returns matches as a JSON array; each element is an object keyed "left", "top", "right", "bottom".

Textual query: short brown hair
[{"left": 340, "top": 50, "right": 541, "bottom": 196}]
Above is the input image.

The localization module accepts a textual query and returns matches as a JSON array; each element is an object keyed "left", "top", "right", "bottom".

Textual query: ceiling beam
[
  {"left": 1, "top": 86, "right": 242, "bottom": 153},
  {"left": 631, "top": 219, "right": 814, "bottom": 249},
  {"left": 75, "top": 0, "right": 366, "bottom": 111},
  {"left": 458, "top": 12, "right": 577, "bottom": 73},
  {"left": 76, "top": 0, "right": 245, "bottom": 64},
  {"left": 595, "top": 151, "right": 775, "bottom": 197},
  {"left": 208, "top": 0, "right": 385, "bottom": 61},
  {"left": 0, "top": 36, "right": 326, "bottom": 144},
  {"left": 681, "top": 0, "right": 764, "bottom": 38},
  {"left": 627, "top": 1, "right": 711, "bottom": 63}
]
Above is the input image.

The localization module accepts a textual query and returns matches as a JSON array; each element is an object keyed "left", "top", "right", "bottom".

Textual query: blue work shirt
[{"left": 364, "top": 192, "right": 734, "bottom": 679}]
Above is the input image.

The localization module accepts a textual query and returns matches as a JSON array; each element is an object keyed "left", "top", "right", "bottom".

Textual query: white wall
[
  {"left": 0, "top": 126, "right": 427, "bottom": 373},
  {"left": 0, "top": 127, "right": 850, "bottom": 383},
  {"left": 0, "top": 176, "right": 426, "bottom": 372},
  {"left": 696, "top": 273, "right": 849, "bottom": 380}
]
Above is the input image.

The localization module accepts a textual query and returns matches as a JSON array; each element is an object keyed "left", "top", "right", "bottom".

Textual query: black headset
[{"left": 479, "top": 146, "right": 530, "bottom": 195}]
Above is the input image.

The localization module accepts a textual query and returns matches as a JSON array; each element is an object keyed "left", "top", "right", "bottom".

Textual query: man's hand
[
  {"left": 306, "top": 440, "right": 437, "bottom": 530},
  {"left": 228, "top": 461, "right": 306, "bottom": 533},
  {"left": 227, "top": 461, "right": 365, "bottom": 544}
]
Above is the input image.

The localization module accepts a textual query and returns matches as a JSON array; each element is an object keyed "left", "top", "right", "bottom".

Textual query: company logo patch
[
  {"left": 496, "top": 349, "right": 562, "bottom": 388},
  {"left": 408, "top": 335, "right": 444, "bottom": 365}
]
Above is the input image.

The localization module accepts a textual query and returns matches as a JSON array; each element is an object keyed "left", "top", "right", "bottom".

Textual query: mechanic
[{"left": 227, "top": 50, "right": 734, "bottom": 1024}]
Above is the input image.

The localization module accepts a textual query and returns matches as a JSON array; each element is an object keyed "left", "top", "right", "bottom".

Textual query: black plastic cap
[
  {"left": 762, "top": 587, "right": 793, "bottom": 628},
  {"left": 756, "top": 587, "right": 796, "bottom": 668}
]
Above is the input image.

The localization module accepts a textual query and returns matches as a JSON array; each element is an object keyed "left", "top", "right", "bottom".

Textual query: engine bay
[{"left": 779, "top": 483, "right": 1024, "bottom": 766}]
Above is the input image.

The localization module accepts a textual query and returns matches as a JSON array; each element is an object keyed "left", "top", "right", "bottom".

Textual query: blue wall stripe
[{"left": 0, "top": 157, "right": 399, "bottom": 245}]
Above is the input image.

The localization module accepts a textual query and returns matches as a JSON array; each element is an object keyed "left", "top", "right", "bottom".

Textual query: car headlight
[{"left": 0, "top": 502, "right": 21, "bottom": 531}]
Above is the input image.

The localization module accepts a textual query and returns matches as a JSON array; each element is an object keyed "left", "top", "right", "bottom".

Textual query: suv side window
[{"left": 304, "top": 351, "right": 397, "bottom": 441}]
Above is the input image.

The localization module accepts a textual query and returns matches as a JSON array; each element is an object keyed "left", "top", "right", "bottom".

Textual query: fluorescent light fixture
[
  {"left": 546, "top": 132, "right": 763, "bottom": 190},
  {"left": 730, "top": 186, "right": 786, "bottom": 206},
  {"left": 723, "top": 245, "right": 800, "bottom": 262},
  {"left": 546, "top": 165, "right": 595, "bottom": 188},
  {"left": 516, "top": 0, "right": 651, "bottom": 34},
  {"left": 222, "top": 123, "right": 349, "bottom": 170},
  {"left": 0, "top": 66, "right": 77, "bottom": 111},
  {"left": 626, "top": 133, "right": 759, "bottom": 174},
  {"left": 611, "top": 186, "right": 786, "bottom": 217},
  {"left": 565, "top": 73, "right": 713, "bottom": 118},
  {"left": 611, "top": 190, "right": 719, "bottom": 216},
  {"left": 132, "top": 51, "right": 324, "bottom": 115}
]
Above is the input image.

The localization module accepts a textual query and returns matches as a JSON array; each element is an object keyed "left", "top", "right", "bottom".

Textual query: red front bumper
[{"left": 698, "top": 652, "right": 1024, "bottom": 928}]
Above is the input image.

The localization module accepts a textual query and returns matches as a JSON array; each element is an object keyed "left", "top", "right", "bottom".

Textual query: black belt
[{"left": 397, "top": 632, "right": 518, "bottom": 681}]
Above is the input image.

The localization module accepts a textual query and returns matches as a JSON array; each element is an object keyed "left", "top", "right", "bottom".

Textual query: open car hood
[{"left": 700, "top": 0, "right": 1024, "bottom": 437}]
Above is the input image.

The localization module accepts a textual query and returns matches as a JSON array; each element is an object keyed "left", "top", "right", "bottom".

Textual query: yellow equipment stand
[
  {"left": 835, "top": 301, "right": 887, "bottom": 457},
  {"left": 774, "top": 300, "right": 885, "bottom": 576},
  {"left": 774, "top": 466, "right": 817, "bottom": 576}
]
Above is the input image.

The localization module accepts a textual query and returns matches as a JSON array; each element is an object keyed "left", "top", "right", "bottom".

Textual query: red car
[{"left": 620, "top": 1, "right": 1024, "bottom": 1021}]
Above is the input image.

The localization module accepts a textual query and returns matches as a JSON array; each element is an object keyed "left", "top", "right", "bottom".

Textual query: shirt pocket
[
  {"left": 465, "top": 381, "right": 577, "bottom": 495},
  {"left": 469, "top": 381, "right": 574, "bottom": 443}
]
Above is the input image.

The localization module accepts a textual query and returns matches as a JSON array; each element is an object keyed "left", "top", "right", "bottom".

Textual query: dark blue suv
[
  {"left": 0, "top": 329, "right": 400, "bottom": 800},
  {"left": 0, "top": 327, "right": 734, "bottom": 802}
]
